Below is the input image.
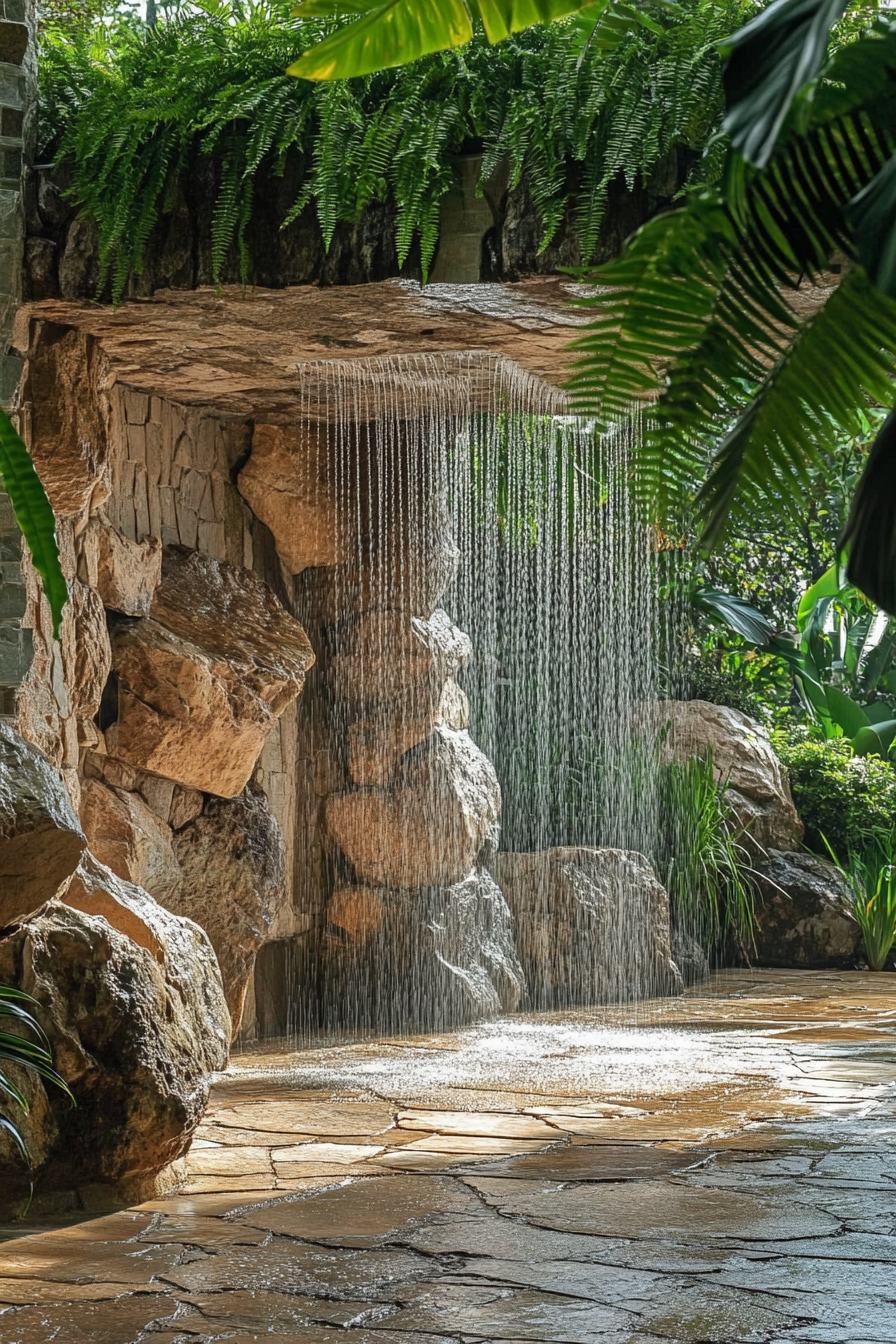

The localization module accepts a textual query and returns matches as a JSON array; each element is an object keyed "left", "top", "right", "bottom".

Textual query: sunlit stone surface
[{"left": 1, "top": 969, "right": 895, "bottom": 1342}]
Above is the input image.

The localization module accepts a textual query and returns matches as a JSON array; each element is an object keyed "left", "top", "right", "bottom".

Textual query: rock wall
[
  {"left": 23, "top": 151, "right": 687, "bottom": 302},
  {"left": 8, "top": 311, "right": 315, "bottom": 1040}
]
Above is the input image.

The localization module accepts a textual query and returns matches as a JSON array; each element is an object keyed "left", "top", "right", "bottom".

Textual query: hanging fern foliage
[{"left": 38, "top": 0, "right": 751, "bottom": 302}]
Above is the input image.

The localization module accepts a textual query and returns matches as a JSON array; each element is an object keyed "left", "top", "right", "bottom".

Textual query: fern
[{"left": 38, "top": 0, "right": 752, "bottom": 302}]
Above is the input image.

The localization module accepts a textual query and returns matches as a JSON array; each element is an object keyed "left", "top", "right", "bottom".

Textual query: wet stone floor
[{"left": 1, "top": 970, "right": 895, "bottom": 1344}]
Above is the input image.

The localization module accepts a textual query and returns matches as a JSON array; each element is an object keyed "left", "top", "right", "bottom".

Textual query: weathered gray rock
[
  {"left": 327, "top": 726, "right": 500, "bottom": 889},
  {"left": 322, "top": 868, "right": 525, "bottom": 1032},
  {"left": 106, "top": 546, "right": 314, "bottom": 797},
  {"left": 752, "top": 849, "right": 863, "bottom": 968},
  {"left": 0, "top": 722, "right": 86, "bottom": 925},
  {"left": 656, "top": 700, "right": 803, "bottom": 852},
  {"left": 168, "top": 782, "right": 285, "bottom": 1031},
  {"left": 0, "top": 874, "right": 230, "bottom": 1189},
  {"left": 496, "top": 847, "right": 682, "bottom": 1009}
]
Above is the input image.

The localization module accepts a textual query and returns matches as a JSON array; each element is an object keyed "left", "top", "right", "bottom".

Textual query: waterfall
[{"left": 276, "top": 352, "right": 663, "bottom": 1041}]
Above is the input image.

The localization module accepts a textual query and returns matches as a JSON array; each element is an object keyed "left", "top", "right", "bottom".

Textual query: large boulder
[
  {"left": 327, "top": 726, "right": 500, "bottom": 888},
  {"left": 752, "top": 849, "right": 863, "bottom": 968},
  {"left": 168, "top": 782, "right": 286, "bottom": 1031},
  {"left": 0, "top": 860, "right": 230, "bottom": 1193},
  {"left": 656, "top": 700, "right": 803, "bottom": 852},
  {"left": 322, "top": 868, "right": 525, "bottom": 1032},
  {"left": 496, "top": 847, "right": 682, "bottom": 1008},
  {"left": 0, "top": 723, "right": 86, "bottom": 924},
  {"left": 78, "top": 777, "right": 181, "bottom": 902},
  {"left": 347, "top": 678, "right": 470, "bottom": 786},
  {"left": 105, "top": 546, "right": 314, "bottom": 796}
]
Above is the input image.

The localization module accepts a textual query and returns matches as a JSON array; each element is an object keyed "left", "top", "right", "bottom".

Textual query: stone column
[{"left": 0, "top": 0, "right": 35, "bottom": 717}]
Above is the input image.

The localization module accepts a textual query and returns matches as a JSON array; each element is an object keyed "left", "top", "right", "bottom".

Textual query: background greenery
[{"left": 38, "top": 0, "right": 749, "bottom": 301}]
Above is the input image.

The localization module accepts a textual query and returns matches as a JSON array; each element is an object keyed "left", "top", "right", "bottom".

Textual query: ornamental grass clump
[{"left": 826, "top": 837, "right": 896, "bottom": 972}]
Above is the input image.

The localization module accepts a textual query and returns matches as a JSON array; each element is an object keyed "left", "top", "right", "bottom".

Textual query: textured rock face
[
  {"left": 0, "top": 886, "right": 230, "bottom": 1185},
  {"left": 656, "top": 700, "right": 803, "bottom": 852},
  {"left": 106, "top": 547, "right": 314, "bottom": 796},
  {"left": 330, "top": 608, "right": 472, "bottom": 704},
  {"left": 68, "top": 580, "right": 112, "bottom": 720},
  {"left": 79, "top": 776, "right": 181, "bottom": 902},
  {"left": 327, "top": 726, "right": 501, "bottom": 889},
  {"left": 168, "top": 783, "right": 286, "bottom": 1030},
  {"left": 237, "top": 422, "right": 343, "bottom": 573},
  {"left": 79, "top": 517, "right": 162, "bottom": 616},
  {"left": 323, "top": 869, "right": 525, "bottom": 1031},
  {"left": 347, "top": 678, "right": 470, "bottom": 786},
  {"left": 0, "top": 723, "right": 86, "bottom": 924},
  {"left": 496, "top": 847, "right": 682, "bottom": 1008},
  {"left": 752, "top": 849, "right": 862, "bottom": 968},
  {"left": 26, "top": 323, "right": 109, "bottom": 516}
]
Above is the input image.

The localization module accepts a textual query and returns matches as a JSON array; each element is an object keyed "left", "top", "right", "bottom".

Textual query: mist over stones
[{"left": 322, "top": 868, "right": 525, "bottom": 1033}]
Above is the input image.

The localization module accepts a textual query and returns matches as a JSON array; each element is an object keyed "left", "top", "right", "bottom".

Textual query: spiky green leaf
[{"left": 0, "top": 410, "right": 67, "bottom": 640}]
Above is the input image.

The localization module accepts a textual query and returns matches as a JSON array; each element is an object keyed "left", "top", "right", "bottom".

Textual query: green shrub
[
  {"left": 772, "top": 727, "right": 896, "bottom": 858},
  {"left": 685, "top": 659, "right": 771, "bottom": 723}
]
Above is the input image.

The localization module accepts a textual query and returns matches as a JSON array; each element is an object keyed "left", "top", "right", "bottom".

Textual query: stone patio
[{"left": 1, "top": 968, "right": 895, "bottom": 1343}]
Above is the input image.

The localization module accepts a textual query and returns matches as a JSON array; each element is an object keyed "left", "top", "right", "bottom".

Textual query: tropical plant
[
  {"left": 0, "top": 412, "right": 67, "bottom": 639},
  {"left": 1, "top": 985, "right": 73, "bottom": 1166},
  {"left": 657, "top": 746, "right": 758, "bottom": 958},
  {"left": 565, "top": 0, "right": 896, "bottom": 617},
  {"left": 772, "top": 725, "right": 896, "bottom": 854},
  {"left": 40, "top": 0, "right": 741, "bottom": 299},
  {"left": 782, "top": 562, "right": 896, "bottom": 751},
  {"left": 825, "top": 833, "right": 896, "bottom": 969},
  {"left": 287, "top": 0, "right": 602, "bottom": 79}
]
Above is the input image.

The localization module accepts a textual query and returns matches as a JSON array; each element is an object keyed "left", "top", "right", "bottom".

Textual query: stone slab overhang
[{"left": 15, "top": 276, "right": 588, "bottom": 425}]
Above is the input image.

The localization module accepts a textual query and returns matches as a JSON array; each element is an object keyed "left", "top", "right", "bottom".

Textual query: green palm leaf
[
  {"left": 288, "top": 0, "right": 604, "bottom": 80},
  {"left": 721, "top": 0, "right": 849, "bottom": 168},
  {"left": 0, "top": 410, "right": 67, "bottom": 639}
]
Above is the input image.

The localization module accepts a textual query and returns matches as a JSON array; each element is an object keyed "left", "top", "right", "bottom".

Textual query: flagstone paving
[{"left": 1, "top": 970, "right": 895, "bottom": 1343}]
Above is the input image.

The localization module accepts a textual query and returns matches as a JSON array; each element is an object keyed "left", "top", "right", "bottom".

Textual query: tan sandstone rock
[
  {"left": 79, "top": 516, "right": 162, "bottom": 616},
  {"left": 347, "top": 677, "right": 471, "bottom": 785},
  {"left": 60, "top": 851, "right": 165, "bottom": 958},
  {"left": 0, "top": 893, "right": 230, "bottom": 1188},
  {"left": 327, "top": 726, "right": 500, "bottom": 888},
  {"left": 655, "top": 699, "right": 803, "bottom": 852},
  {"left": 67, "top": 579, "right": 112, "bottom": 720},
  {"left": 78, "top": 776, "right": 181, "bottom": 901},
  {"left": 0, "top": 722, "right": 86, "bottom": 924},
  {"left": 24, "top": 322, "right": 109, "bottom": 516},
  {"left": 106, "top": 547, "right": 314, "bottom": 796},
  {"left": 496, "top": 847, "right": 682, "bottom": 1008},
  {"left": 237, "top": 422, "right": 343, "bottom": 573},
  {"left": 330, "top": 608, "right": 471, "bottom": 704},
  {"left": 168, "top": 782, "right": 286, "bottom": 1031}
]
